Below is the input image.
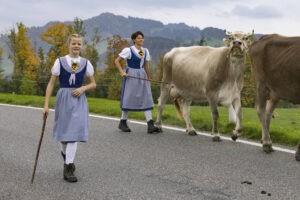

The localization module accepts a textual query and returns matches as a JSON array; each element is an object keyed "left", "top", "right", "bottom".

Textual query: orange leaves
[
  {"left": 40, "top": 23, "right": 72, "bottom": 57},
  {"left": 41, "top": 23, "right": 73, "bottom": 80},
  {"left": 9, "top": 23, "right": 40, "bottom": 80}
]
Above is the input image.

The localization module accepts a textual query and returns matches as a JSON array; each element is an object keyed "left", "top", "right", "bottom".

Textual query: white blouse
[
  {"left": 51, "top": 55, "right": 94, "bottom": 77},
  {"left": 119, "top": 46, "right": 151, "bottom": 68}
]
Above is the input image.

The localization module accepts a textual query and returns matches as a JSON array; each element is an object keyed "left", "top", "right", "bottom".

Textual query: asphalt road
[{"left": 0, "top": 104, "right": 300, "bottom": 200}]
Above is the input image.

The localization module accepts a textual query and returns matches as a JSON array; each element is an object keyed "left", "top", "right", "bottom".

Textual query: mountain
[{"left": 0, "top": 12, "right": 262, "bottom": 76}]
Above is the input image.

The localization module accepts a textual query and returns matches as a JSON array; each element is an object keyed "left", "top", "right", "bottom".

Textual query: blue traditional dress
[
  {"left": 51, "top": 55, "right": 94, "bottom": 142},
  {"left": 120, "top": 46, "right": 154, "bottom": 111}
]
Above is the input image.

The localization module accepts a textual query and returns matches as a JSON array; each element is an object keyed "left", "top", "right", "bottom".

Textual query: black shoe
[
  {"left": 147, "top": 120, "right": 159, "bottom": 134},
  {"left": 61, "top": 151, "right": 75, "bottom": 172},
  {"left": 118, "top": 119, "right": 131, "bottom": 132},
  {"left": 64, "top": 163, "right": 77, "bottom": 183}
]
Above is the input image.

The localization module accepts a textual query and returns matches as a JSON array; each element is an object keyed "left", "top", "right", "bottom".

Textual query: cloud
[
  {"left": 231, "top": 4, "right": 282, "bottom": 18},
  {"left": 2, "top": 0, "right": 300, "bottom": 36}
]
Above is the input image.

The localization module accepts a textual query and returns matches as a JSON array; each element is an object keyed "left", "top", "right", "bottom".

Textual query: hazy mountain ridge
[{"left": 0, "top": 12, "right": 262, "bottom": 75}]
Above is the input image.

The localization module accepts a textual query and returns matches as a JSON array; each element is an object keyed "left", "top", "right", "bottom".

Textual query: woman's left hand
[{"left": 72, "top": 87, "right": 85, "bottom": 97}]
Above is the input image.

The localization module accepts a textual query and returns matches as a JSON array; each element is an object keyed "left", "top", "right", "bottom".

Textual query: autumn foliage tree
[
  {"left": 40, "top": 23, "right": 72, "bottom": 94},
  {"left": 7, "top": 23, "right": 40, "bottom": 94},
  {"left": 102, "top": 35, "right": 129, "bottom": 100},
  {"left": 40, "top": 23, "right": 72, "bottom": 71}
]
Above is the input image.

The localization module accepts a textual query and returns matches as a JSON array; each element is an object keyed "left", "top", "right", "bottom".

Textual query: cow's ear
[{"left": 223, "top": 38, "right": 230, "bottom": 47}]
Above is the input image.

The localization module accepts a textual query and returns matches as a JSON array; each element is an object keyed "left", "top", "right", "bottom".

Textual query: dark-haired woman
[{"left": 115, "top": 31, "right": 159, "bottom": 133}]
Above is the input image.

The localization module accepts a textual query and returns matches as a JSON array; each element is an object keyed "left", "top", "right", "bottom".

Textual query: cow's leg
[
  {"left": 231, "top": 97, "right": 243, "bottom": 141},
  {"left": 256, "top": 89, "right": 273, "bottom": 153},
  {"left": 155, "top": 84, "right": 170, "bottom": 132},
  {"left": 265, "top": 98, "right": 278, "bottom": 132},
  {"left": 181, "top": 100, "right": 196, "bottom": 136},
  {"left": 208, "top": 98, "right": 221, "bottom": 142},
  {"left": 228, "top": 104, "right": 237, "bottom": 123},
  {"left": 295, "top": 139, "right": 300, "bottom": 161},
  {"left": 260, "top": 98, "right": 278, "bottom": 152}
]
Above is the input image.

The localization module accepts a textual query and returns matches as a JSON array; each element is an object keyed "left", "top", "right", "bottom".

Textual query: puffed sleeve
[
  {"left": 145, "top": 48, "right": 151, "bottom": 61},
  {"left": 51, "top": 59, "right": 60, "bottom": 76},
  {"left": 119, "top": 47, "right": 131, "bottom": 60},
  {"left": 85, "top": 60, "right": 95, "bottom": 77}
]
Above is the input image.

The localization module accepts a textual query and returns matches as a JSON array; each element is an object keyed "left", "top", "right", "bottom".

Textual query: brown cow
[{"left": 250, "top": 34, "right": 300, "bottom": 160}]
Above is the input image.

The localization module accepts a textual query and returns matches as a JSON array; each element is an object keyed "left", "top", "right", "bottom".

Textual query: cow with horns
[{"left": 155, "top": 30, "right": 254, "bottom": 141}]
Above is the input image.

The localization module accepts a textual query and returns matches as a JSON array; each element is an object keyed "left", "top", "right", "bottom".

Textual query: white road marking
[{"left": 0, "top": 103, "right": 296, "bottom": 154}]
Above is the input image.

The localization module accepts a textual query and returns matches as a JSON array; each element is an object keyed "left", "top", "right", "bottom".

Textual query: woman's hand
[
  {"left": 43, "top": 106, "right": 49, "bottom": 120},
  {"left": 72, "top": 87, "right": 85, "bottom": 97},
  {"left": 120, "top": 71, "right": 128, "bottom": 77}
]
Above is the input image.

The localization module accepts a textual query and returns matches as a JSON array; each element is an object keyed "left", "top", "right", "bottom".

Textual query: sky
[{"left": 0, "top": 0, "right": 300, "bottom": 36}]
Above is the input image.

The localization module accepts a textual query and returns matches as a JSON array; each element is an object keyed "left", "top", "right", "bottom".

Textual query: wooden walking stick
[{"left": 31, "top": 113, "right": 47, "bottom": 184}]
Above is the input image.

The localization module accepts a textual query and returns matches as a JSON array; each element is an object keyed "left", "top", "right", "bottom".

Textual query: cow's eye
[
  {"left": 244, "top": 37, "right": 249, "bottom": 40},
  {"left": 228, "top": 37, "right": 233, "bottom": 40}
]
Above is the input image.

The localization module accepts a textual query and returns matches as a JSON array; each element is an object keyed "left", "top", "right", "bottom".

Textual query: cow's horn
[{"left": 225, "top": 31, "right": 232, "bottom": 37}]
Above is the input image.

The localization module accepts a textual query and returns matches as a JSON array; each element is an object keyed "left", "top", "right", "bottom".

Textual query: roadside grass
[{"left": 0, "top": 93, "right": 299, "bottom": 147}]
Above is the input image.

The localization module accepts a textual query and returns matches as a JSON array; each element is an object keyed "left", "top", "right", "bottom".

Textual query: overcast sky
[{"left": 1, "top": 0, "right": 300, "bottom": 36}]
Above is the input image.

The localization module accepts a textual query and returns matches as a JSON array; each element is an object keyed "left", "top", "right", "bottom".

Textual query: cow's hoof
[
  {"left": 188, "top": 130, "right": 197, "bottom": 136},
  {"left": 263, "top": 144, "right": 274, "bottom": 153},
  {"left": 295, "top": 153, "right": 300, "bottom": 161},
  {"left": 231, "top": 134, "right": 238, "bottom": 141},
  {"left": 212, "top": 136, "right": 221, "bottom": 142}
]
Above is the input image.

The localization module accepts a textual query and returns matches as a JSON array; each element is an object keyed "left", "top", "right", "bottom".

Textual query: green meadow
[{"left": 0, "top": 93, "right": 299, "bottom": 147}]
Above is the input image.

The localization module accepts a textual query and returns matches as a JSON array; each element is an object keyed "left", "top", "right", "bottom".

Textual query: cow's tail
[{"left": 174, "top": 98, "right": 184, "bottom": 120}]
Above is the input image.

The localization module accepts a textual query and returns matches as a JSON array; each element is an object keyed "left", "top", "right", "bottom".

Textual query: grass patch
[{"left": 0, "top": 93, "right": 299, "bottom": 147}]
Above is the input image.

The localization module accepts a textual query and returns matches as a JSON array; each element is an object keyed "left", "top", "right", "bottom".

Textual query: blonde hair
[{"left": 67, "top": 33, "right": 83, "bottom": 45}]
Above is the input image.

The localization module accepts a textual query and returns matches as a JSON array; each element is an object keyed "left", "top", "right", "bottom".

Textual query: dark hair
[{"left": 131, "top": 31, "right": 144, "bottom": 43}]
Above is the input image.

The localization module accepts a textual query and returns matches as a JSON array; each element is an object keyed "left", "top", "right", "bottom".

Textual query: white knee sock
[
  {"left": 66, "top": 142, "right": 77, "bottom": 164},
  {"left": 145, "top": 110, "right": 152, "bottom": 122},
  {"left": 60, "top": 143, "right": 67, "bottom": 155},
  {"left": 121, "top": 111, "right": 129, "bottom": 120}
]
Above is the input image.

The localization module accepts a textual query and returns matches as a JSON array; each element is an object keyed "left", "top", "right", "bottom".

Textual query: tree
[
  {"left": 7, "top": 29, "right": 17, "bottom": 70},
  {"left": 36, "top": 47, "right": 49, "bottom": 95},
  {"left": 40, "top": 23, "right": 72, "bottom": 59},
  {"left": 0, "top": 47, "right": 7, "bottom": 92},
  {"left": 241, "top": 54, "right": 256, "bottom": 107},
  {"left": 197, "top": 36, "right": 207, "bottom": 46},
  {"left": 70, "top": 17, "right": 86, "bottom": 37},
  {"left": 40, "top": 23, "right": 72, "bottom": 94},
  {"left": 102, "top": 35, "right": 129, "bottom": 100},
  {"left": 81, "top": 28, "right": 102, "bottom": 97},
  {"left": 7, "top": 23, "right": 40, "bottom": 94},
  {"left": 154, "top": 55, "right": 164, "bottom": 82},
  {"left": 20, "top": 75, "right": 36, "bottom": 95},
  {"left": 0, "top": 47, "right": 4, "bottom": 78},
  {"left": 82, "top": 28, "right": 100, "bottom": 71},
  {"left": 151, "top": 55, "right": 164, "bottom": 103}
]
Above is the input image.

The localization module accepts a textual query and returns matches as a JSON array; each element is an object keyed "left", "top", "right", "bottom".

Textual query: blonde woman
[{"left": 43, "top": 34, "right": 96, "bottom": 182}]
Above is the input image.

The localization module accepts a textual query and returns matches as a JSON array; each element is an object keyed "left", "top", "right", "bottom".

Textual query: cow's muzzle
[{"left": 233, "top": 40, "right": 242, "bottom": 46}]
